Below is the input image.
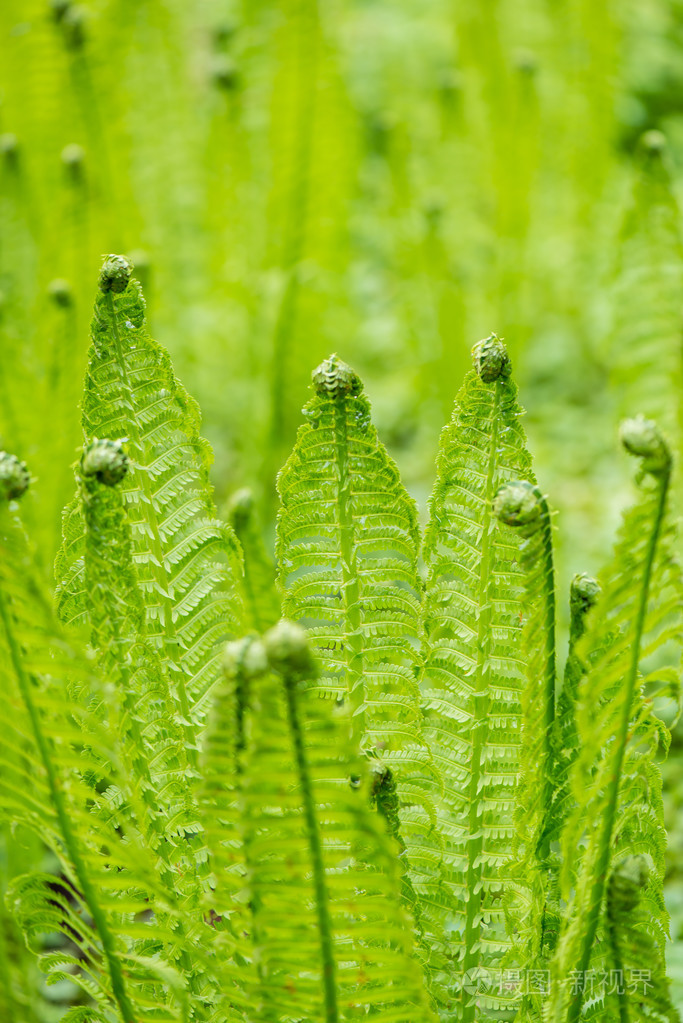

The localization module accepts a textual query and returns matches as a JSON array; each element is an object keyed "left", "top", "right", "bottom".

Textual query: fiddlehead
[
  {"left": 0, "top": 452, "right": 30, "bottom": 501},
  {"left": 493, "top": 479, "right": 559, "bottom": 974}
]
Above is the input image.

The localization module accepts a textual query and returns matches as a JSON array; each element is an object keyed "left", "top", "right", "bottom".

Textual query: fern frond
[
  {"left": 548, "top": 417, "right": 682, "bottom": 1023},
  {"left": 492, "top": 479, "right": 563, "bottom": 1023},
  {"left": 204, "top": 620, "right": 437, "bottom": 1023},
  {"left": 0, "top": 461, "right": 189, "bottom": 1022},
  {"left": 276, "top": 354, "right": 437, "bottom": 922},
  {"left": 55, "top": 255, "right": 244, "bottom": 717},
  {"left": 604, "top": 857, "right": 679, "bottom": 1023},
  {"left": 549, "top": 573, "right": 600, "bottom": 851},
  {"left": 228, "top": 488, "right": 281, "bottom": 632},
  {"left": 420, "top": 336, "right": 536, "bottom": 1019}
]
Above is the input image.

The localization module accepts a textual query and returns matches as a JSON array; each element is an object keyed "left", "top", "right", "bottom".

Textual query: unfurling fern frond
[
  {"left": 228, "top": 487, "right": 281, "bottom": 632},
  {"left": 203, "top": 620, "right": 437, "bottom": 1023},
  {"left": 276, "top": 354, "right": 437, "bottom": 919},
  {"left": 420, "top": 336, "right": 535, "bottom": 1019},
  {"left": 492, "top": 479, "right": 560, "bottom": 1022},
  {"left": 55, "top": 254, "right": 244, "bottom": 718},
  {"left": 0, "top": 457, "right": 188, "bottom": 1022},
  {"left": 548, "top": 417, "right": 683, "bottom": 1023}
]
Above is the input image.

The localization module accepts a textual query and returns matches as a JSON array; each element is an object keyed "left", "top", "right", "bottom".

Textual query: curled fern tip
[
  {"left": 264, "top": 620, "right": 320, "bottom": 681},
  {"left": 472, "top": 333, "right": 510, "bottom": 382},
  {"left": 570, "top": 572, "right": 600, "bottom": 614},
  {"left": 81, "top": 438, "right": 128, "bottom": 486},
  {"left": 619, "top": 416, "right": 671, "bottom": 476},
  {"left": 608, "top": 856, "right": 649, "bottom": 915},
  {"left": 0, "top": 452, "right": 30, "bottom": 501},
  {"left": 493, "top": 479, "right": 543, "bottom": 530},
  {"left": 98, "top": 254, "right": 132, "bottom": 294},
  {"left": 223, "top": 636, "right": 269, "bottom": 680},
  {"left": 312, "top": 354, "right": 362, "bottom": 398},
  {"left": 227, "top": 487, "right": 254, "bottom": 527}
]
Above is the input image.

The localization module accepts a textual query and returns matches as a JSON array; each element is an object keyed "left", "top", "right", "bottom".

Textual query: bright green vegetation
[
  {"left": 0, "top": 257, "right": 681, "bottom": 1021},
  {"left": 2, "top": 2, "right": 683, "bottom": 1020}
]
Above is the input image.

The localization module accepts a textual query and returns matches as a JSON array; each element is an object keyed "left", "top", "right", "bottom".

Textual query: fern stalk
[
  {"left": 332, "top": 384, "right": 364, "bottom": 725},
  {"left": 458, "top": 367, "right": 504, "bottom": 1006},
  {"left": 277, "top": 630, "right": 339, "bottom": 1023}
]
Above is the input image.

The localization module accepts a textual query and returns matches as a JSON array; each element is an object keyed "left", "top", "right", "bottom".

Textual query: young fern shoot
[
  {"left": 549, "top": 416, "right": 682, "bottom": 1023},
  {"left": 276, "top": 354, "right": 436, "bottom": 920},
  {"left": 55, "top": 254, "right": 244, "bottom": 724},
  {"left": 493, "top": 479, "right": 559, "bottom": 966},
  {"left": 228, "top": 487, "right": 281, "bottom": 631}
]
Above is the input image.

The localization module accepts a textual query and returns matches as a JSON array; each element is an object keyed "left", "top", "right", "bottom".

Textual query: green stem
[
  {"left": 566, "top": 470, "right": 670, "bottom": 1023},
  {"left": 0, "top": 578, "right": 135, "bottom": 1023},
  {"left": 104, "top": 290, "right": 197, "bottom": 767},
  {"left": 284, "top": 677, "right": 338, "bottom": 1023},
  {"left": 536, "top": 496, "right": 557, "bottom": 862},
  {"left": 460, "top": 380, "right": 501, "bottom": 1020}
]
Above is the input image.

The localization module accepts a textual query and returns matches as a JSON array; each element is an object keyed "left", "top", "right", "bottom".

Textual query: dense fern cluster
[{"left": 0, "top": 257, "right": 680, "bottom": 1022}]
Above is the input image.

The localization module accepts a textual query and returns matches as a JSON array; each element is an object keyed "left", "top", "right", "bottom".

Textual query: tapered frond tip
[
  {"left": 223, "top": 635, "right": 269, "bottom": 680},
  {"left": 570, "top": 572, "right": 600, "bottom": 615},
  {"left": 0, "top": 451, "right": 30, "bottom": 501},
  {"left": 80, "top": 438, "right": 128, "bottom": 486},
  {"left": 492, "top": 479, "right": 543, "bottom": 530},
  {"left": 312, "top": 353, "right": 362, "bottom": 398},
  {"left": 264, "top": 619, "right": 320, "bottom": 680},
  {"left": 472, "top": 332, "right": 510, "bottom": 382},
  {"left": 620, "top": 415, "right": 671, "bottom": 476},
  {"left": 98, "top": 254, "right": 132, "bottom": 294}
]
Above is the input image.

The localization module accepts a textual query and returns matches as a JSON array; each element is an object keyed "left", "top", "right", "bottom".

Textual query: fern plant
[{"left": 0, "top": 257, "right": 680, "bottom": 1023}]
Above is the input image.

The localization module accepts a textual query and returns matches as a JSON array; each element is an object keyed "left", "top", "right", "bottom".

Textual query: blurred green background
[{"left": 1, "top": 0, "right": 683, "bottom": 1013}]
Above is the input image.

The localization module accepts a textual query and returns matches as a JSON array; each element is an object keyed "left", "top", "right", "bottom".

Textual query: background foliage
[{"left": 1, "top": 0, "right": 683, "bottom": 1013}]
